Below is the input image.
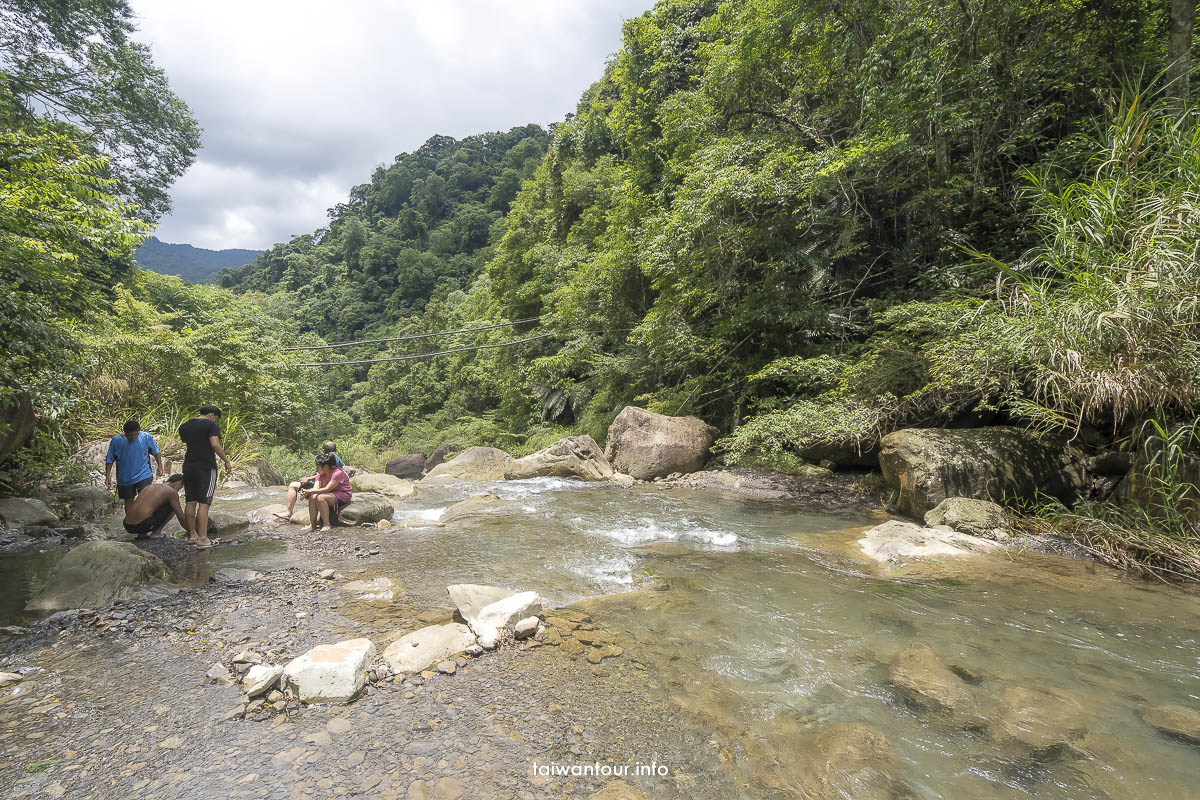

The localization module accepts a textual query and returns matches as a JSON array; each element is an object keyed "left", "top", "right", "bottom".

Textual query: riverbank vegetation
[{"left": 3, "top": 0, "right": 1199, "bottom": 575}]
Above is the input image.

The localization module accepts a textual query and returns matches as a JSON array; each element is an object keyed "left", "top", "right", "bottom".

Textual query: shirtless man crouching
[{"left": 123, "top": 474, "right": 192, "bottom": 540}]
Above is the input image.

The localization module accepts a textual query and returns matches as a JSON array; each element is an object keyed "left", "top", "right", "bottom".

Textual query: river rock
[
  {"left": 0, "top": 497, "right": 61, "bottom": 531},
  {"left": 47, "top": 485, "right": 118, "bottom": 522},
  {"left": 382, "top": 623, "right": 477, "bottom": 675},
  {"left": 603, "top": 406, "right": 714, "bottom": 481},
  {"left": 339, "top": 492, "right": 394, "bottom": 524},
  {"left": 205, "top": 663, "right": 228, "bottom": 681},
  {"left": 513, "top": 616, "right": 539, "bottom": 639},
  {"left": 248, "top": 504, "right": 290, "bottom": 525},
  {"left": 26, "top": 541, "right": 170, "bottom": 612},
  {"left": 423, "top": 443, "right": 463, "bottom": 473},
  {"left": 446, "top": 584, "right": 543, "bottom": 648},
  {"left": 1139, "top": 704, "right": 1200, "bottom": 746},
  {"left": 0, "top": 672, "right": 23, "bottom": 687},
  {"left": 505, "top": 435, "right": 615, "bottom": 482},
  {"left": 889, "top": 644, "right": 981, "bottom": 724},
  {"left": 385, "top": 452, "right": 426, "bottom": 479},
  {"left": 424, "top": 446, "right": 514, "bottom": 482},
  {"left": 992, "top": 686, "right": 1090, "bottom": 754},
  {"left": 281, "top": 638, "right": 375, "bottom": 703},
  {"left": 242, "top": 664, "right": 284, "bottom": 697},
  {"left": 439, "top": 494, "right": 521, "bottom": 525},
  {"left": 786, "top": 723, "right": 906, "bottom": 800},
  {"left": 206, "top": 510, "right": 249, "bottom": 537},
  {"left": 923, "top": 498, "right": 1010, "bottom": 541},
  {"left": 859, "top": 520, "right": 1001, "bottom": 564},
  {"left": 878, "top": 426, "right": 1083, "bottom": 518},
  {"left": 211, "top": 568, "right": 263, "bottom": 583},
  {"left": 349, "top": 472, "right": 416, "bottom": 498},
  {"left": 341, "top": 576, "right": 395, "bottom": 601}
]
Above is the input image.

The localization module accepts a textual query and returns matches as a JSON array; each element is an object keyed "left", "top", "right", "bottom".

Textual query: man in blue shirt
[
  {"left": 105, "top": 420, "right": 164, "bottom": 513},
  {"left": 322, "top": 441, "right": 344, "bottom": 469}
]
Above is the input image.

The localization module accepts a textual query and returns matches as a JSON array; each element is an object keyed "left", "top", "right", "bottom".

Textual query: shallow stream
[{"left": 5, "top": 476, "right": 1200, "bottom": 798}]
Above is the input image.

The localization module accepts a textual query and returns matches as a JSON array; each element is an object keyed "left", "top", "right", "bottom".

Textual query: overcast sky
[{"left": 130, "top": 0, "right": 654, "bottom": 250}]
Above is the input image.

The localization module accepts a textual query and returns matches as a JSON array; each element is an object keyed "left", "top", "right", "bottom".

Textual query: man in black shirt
[{"left": 178, "top": 404, "right": 232, "bottom": 549}]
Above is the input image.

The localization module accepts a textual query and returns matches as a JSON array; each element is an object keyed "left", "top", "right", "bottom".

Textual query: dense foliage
[{"left": 223, "top": 0, "right": 1194, "bottom": 460}]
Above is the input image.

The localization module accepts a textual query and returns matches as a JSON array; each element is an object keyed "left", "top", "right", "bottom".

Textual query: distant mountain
[{"left": 134, "top": 237, "right": 262, "bottom": 283}]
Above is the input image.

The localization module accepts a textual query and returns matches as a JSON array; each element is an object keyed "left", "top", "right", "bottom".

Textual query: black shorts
[
  {"left": 123, "top": 501, "right": 173, "bottom": 537},
  {"left": 183, "top": 462, "right": 218, "bottom": 505},
  {"left": 116, "top": 477, "right": 152, "bottom": 500}
]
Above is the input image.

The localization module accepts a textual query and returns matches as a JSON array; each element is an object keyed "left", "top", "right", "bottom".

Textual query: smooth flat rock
[
  {"left": 349, "top": 472, "right": 416, "bottom": 498},
  {"left": 26, "top": 541, "right": 169, "bottom": 612},
  {"left": 247, "top": 504, "right": 291, "bottom": 525},
  {"left": 439, "top": 495, "right": 521, "bottom": 525},
  {"left": 382, "top": 623, "right": 477, "bottom": 675},
  {"left": 282, "top": 638, "right": 375, "bottom": 703},
  {"left": 859, "top": 520, "right": 1001, "bottom": 564},
  {"left": 340, "top": 576, "right": 395, "bottom": 601}
]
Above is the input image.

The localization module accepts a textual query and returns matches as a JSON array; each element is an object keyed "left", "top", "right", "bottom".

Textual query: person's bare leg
[
  {"left": 317, "top": 495, "right": 332, "bottom": 531},
  {"left": 185, "top": 501, "right": 198, "bottom": 541},
  {"left": 195, "top": 503, "right": 211, "bottom": 547},
  {"left": 274, "top": 482, "right": 301, "bottom": 520},
  {"left": 123, "top": 497, "right": 134, "bottom": 515}
]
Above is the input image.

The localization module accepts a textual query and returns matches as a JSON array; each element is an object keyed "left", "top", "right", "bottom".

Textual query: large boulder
[
  {"left": 505, "top": 435, "right": 615, "bottom": 482},
  {"left": 382, "top": 623, "right": 477, "bottom": 675},
  {"left": 0, "top": 498, "right": 61, "bottom": 531},
  {"left": 923, "top": 498, "right": 1010, "bottom": 541},
  {"left": 385, "top": 452, "right": 426, "bottom": 479},
  {"left": 349, "top": 472, "right": 415, "bottom": 498},
  {"left": 281, "top": 638, "right": 375, "bottom": 703},
  {"left": 603, "top": 406, "right": 714, "bottom": 481},
  {"left": 858, "top": 520, "right": 1001, "bottom": 564},
  {"left": 46, "top": 485, "right": 119, "bottom": 522},
  {"left": 206, "top": 510, "right": 249, "bottom": 537},
  {"left": 230, "top": 459, "right": 284, "bottom": 488},
  {"left": 424, "top": 447, "right": 514, "bottom": 482},
  {"left": 423, "top": 443, "right": 463, "bottom": 473},
  {"left": 339, "top": 492, "right": 394, "bottom": 525},
  {"left": 26, "top": 541, "right": 169, "bottom": 612},
  {"left": 446, "top": 583, "right": 542, "bottom": 649},
  {"left": 0, "top": 392, "right": 36, "bottom": 463},
  {"left": 878, "top": 427, "right": 1083, "bottom": 518}
]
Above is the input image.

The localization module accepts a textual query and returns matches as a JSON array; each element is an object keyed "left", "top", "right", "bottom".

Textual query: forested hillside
[
  {"left": 225, "top": 0, "right": 1199, "bottom": 467},
  {"left": 134, "top": 237, "right": 261, "bottom": 283}
]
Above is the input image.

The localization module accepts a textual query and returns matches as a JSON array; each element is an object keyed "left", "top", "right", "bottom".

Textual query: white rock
[
  {"left": 0, "top": 671, "right": 23, "bottom": 687},
  {"left": 513, "top": 616, "right": 540, "bottom": 640},
  {"left": 319, "top": 569, "right": 336, "bottom": 580},
  {"left": 382, "top": 623, "right": 477, "bottom": 675},
  {"left": 242, "top": 664, "right": 283, "bottom": 697},
  {"left": 858, "top": 520, "right": 1002, "bottom": 564},
  {"left": 232, "top": 650, "right": 263, "bottom": 665},
  {"left": 205, "top": 663, "right": 229, "bottom": 681},
  {"left": 474, "top": 592, "right": 543, "bottom": 648},
  {"left": 211, "top": 568, "right": 263, "bottom": 583},
  {"left": 281, "top": 638, "right": 376, "bottom": 703}
]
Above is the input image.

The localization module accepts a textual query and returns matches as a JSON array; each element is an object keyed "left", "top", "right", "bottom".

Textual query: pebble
[
  {"left": 437, "top": 661, "right": 456, "bottom": 675},
  {"left": 319, "top": 569, "right": 336, "bottom": 579}
]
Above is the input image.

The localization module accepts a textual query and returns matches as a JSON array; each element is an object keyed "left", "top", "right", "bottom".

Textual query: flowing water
[{"left": 5, "top": 476, "right": 1200, "bottom": 798}]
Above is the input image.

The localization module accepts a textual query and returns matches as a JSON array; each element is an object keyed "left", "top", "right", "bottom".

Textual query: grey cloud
[{"left": 132, "top": 0, "right": 654, "bottom": 250}]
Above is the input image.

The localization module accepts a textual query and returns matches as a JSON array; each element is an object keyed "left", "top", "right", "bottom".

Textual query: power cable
[
  {"left": 297, "top": 332, "right": 557, "bottom": 367},
  {"left": 282, "top": 317, "right": 541, "bottom": 352}
]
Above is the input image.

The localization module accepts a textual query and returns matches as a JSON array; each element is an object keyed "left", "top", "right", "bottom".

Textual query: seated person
[
  {"left": 307, "top": 453, "right": 352, "bottom": 532},
  {"left": 322, "top": 441, "right": 344, "bottom": 469},
  {"left": 123, "top": 475, "right": 190, "bottom": 540}
]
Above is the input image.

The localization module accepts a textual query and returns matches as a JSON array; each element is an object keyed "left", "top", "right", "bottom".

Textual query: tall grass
[{"left": 1022, "top": 418, "right": 1200, "bottom": 581}]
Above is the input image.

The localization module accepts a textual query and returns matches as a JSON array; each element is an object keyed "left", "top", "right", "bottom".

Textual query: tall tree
[
  {"left": 1168, "top": 0, "right": 1195, "bottom": 111},
  {"left": 0, "top": 0, "right": 201, "bottom": 219}
]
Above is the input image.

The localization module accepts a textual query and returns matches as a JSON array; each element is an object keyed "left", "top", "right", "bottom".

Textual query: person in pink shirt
[{"left": 305, "top": 453, "right": 352, "bottom": 532}]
